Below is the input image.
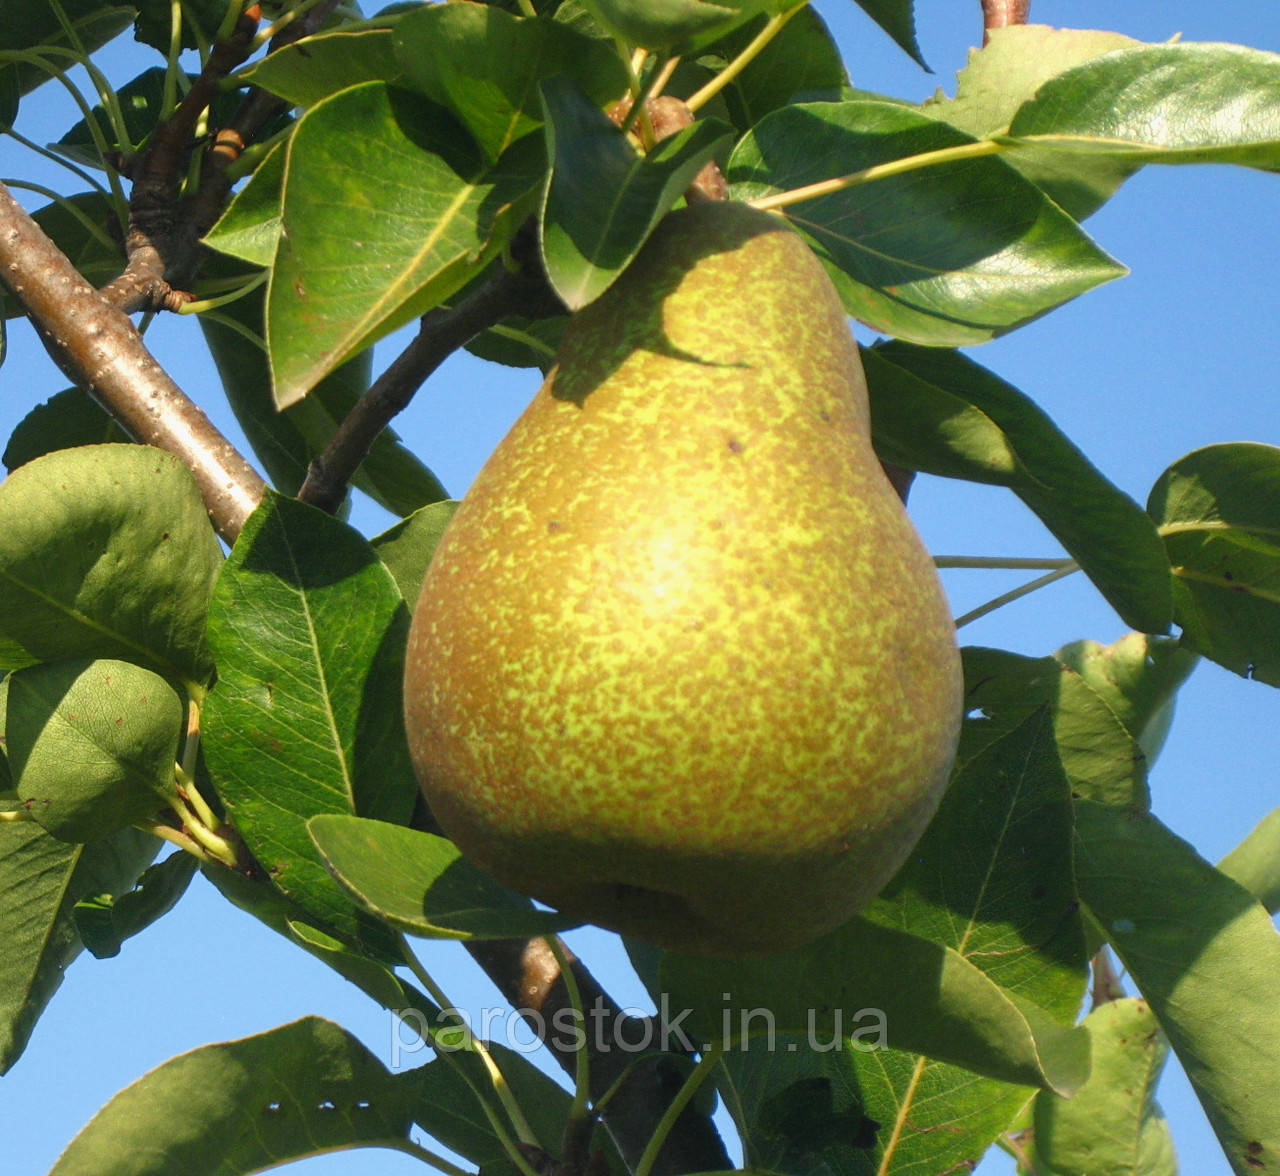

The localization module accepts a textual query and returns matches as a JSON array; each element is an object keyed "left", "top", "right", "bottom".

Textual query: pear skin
[{"left": 404, "top": 201, "right": 962, "bottom": 955}]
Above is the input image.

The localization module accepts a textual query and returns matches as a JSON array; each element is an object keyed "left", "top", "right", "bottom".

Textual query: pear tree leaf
[
  {"left": 582, "top": 0, "right": 769, "bottom": 55},
  {"left": 0, "top": 0, "right": 132, "bottom": 101},
  {"left": 921, "top": 25, "right": 1142, "bottom": 220},
  {"left": 202, "top": 284, "right": 448, "bottom": 513},
  {"left": 830, "top": 707, "right": 1086, "bottom": 1169},
  {"left": 465, "top": 311, "right": 566, "bottom": 371},
  {"left": 7, "top": 658, "right": 184, "bottom": 843},
  {"left": 1074, "top": 802, "right": 1280, "bottom": 1176},
  {"left": 202, "top": 142, "right": 286, "bottom": 268},
  {"left": 704, "top": 5, "right": 848, "bottom": 133},
  {"left": 267, "top": 82, "right": 543, "bottom": 406},
  {"left": 663, "top": 713, "right": 1089, "bottom": 1097},
  {"left": 309, "top": 814, "right": 581, "bottom": 939},
  {"left": 2, "top": 387, "right": 125, "bottom": 471},
  {"left": 72, "top": 851, "right": 198, "bottom": 960},
  {"left": 865, "top": 342, "right": 1173, "bottom": 634},
  {"left": 402, "top": 1046, "right": 573, "bottom": 1163},
  {"left": 0, "top": 444, "right": 223, "bottom": 684},
  {"left": 393, "top": 2, "right": 629, "bottom": 162},
  {"left": 1219, "top": 808, "right": 1280, "bottom": 914},
  {"left": 47, "top": 1017, "right": 417, "bottom": 1176},
  {"left": 201, "top": 493, "right": 419, "bottom": 957},
  {"left": 1033, "top": 997, "right": 1176, "bottom": 1176},
  {"left": 1006, "top": 42, "right": 1280, "bottom": 168},
  {"left": 0, "top": 822, "right": 157, "bottom": 1074},
  {"left": 239, "top": 28, "right": 402, "bottom": 108},
  {"left": 1148, "top": 443, "right": 1280, "bottom": 685},
  {"left": 132, "top": 0, "right": 230, "bottom": 52},
  {"left": 960, "top": 634, "right": 1195, "bottom": 810},
  {"left": 849, "top": 0, "right": 925, "bottom": 69},
  {"left": 727, "top": 101, "right": 1125, "bottom": 346},
  {"left": 370, "top": 500, "right": 460, "bottom": 608},
  {"left": 539, "top": 75, "right": 735, "bottom": 309}
]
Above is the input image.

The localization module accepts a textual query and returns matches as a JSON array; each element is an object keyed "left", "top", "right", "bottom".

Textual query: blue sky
[{"left": 3, "top": 1, "right": 1278, "bottom": 1172}]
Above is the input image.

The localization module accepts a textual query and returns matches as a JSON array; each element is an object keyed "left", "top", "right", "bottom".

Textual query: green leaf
[
  {"left": 1075, "top": 803, "right": 1280, "bottom": 1176},
  {"left": 202, "top": 283, "right": 449, "bottom": 513},
  {"left": 402, "top": 1042, "right": 575, "bottom": 1162},
  {"left": 921, "top": 25, "right": 1142, "bottom": 220},
  {"left": 582, "top": 0, "right": 768, "bottom": 54},
  {"left": 201, "top": 492, "right": 418, "bottom": 955},
  {"left": 727, "top": 102, "right": 1125, "bottom": 345},
  {"left": 73, "top": 851, "right": 198, "bottom": 960},
  {"left": 849, "top": 0, "right": 925, "bottom": 69},
  {"left": 465, "top": 311, "right": 566, "bottom": 371},
  {"left": 0, "top": 821, "right": 157, "bottom": 1073},
  {"left": 7, "top": 658, "right": 183, "bottom": 842},
  {"left": 49, "top": 1016, "right": 417, "bottom": 1176},
  {"left": 704, "top": 5, "right": 847, "bottom": 134},
  {"left": 309, "top": 814, "right": 581, "bottom": 939},
  {"left": 394, "top": 2, "right": 628, "bottom": 162},
  {"left": 1006, "top": 42, "right": 1280, "bottom": 168},
  {"left": 1148, "top": 443, "right": 1280, "bottom": 685},
  {"left": 267, "top": 82, "right": 543, "bottom": 406},
  {"left": 0, "top": 0, "right": 132, "bottom": 100},
  {"left": 132, "top": 0, "right": 230, "bottom": 52},
  {"left": 240, "top": 28, "right": 403, "bottom": 108},
  {"left": 1052, "top": 632, "right": 1197, "bottom": 765},
  {"left": 960, "top": 634, "right": 1194, "bottom": 810},
  {"left": 202, "top": 143, "right": 286, "bottom": 268},
  {"left": 865, "top": 343, "right": 1173, "bottom": 634},
  {"left": 539, "top": 75, "right": 734, "bottom": 308},
  {"left": 827, "top": 707, "right": 1087, "bottom": 1168},
  {"left": 1034, "top": 997, "right": 1176, "bottom": 1176},
  {"left": 370, "top": 499, "right": 460, "bottom": 608},
  {"left": 0, "top": 444, "right": 222, "bottom": 684},
  {"left": 1219, "top": 808, "right": 1280, "bottom": 915},
  {"left": 2, "top": 387, "right": 126, "bottom": 471}
]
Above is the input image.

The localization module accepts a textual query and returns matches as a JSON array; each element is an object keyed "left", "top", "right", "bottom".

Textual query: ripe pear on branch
[{"left": 404, "top": 200, "right": 962, "bottom": 955}]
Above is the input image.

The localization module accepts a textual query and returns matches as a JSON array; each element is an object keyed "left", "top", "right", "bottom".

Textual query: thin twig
[
  {"left": 99, "top": 3, "right": 263, "bottom": 312},
  {"left": 0, "top": 181, "right": 266, "bottom": 541},
  {"left": 297, "top": 257, "right": 563, "bottom": 514},
  {"left": 981, "top": 0, "right": 1031, "bottom": 45}
]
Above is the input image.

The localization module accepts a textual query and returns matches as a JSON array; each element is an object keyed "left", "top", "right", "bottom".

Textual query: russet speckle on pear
[{"left": 404, "top": 200, "right": 962, "bottom": 956}]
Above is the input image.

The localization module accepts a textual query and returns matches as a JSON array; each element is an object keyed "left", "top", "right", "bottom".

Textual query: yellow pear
[{"left": 404, "top": 201, "right": 962, "bottom": 955}]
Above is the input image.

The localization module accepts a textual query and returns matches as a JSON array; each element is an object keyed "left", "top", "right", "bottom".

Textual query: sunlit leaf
[
  {"left": 49, "top": 1017, "right": 417, "bottom": 1176},
  {"left": 267, "top": 82, "right": 542, "bottom": 406},
  {"left": 1149, "top": 443, "right": 1280, "bottom": 685},
  {"left": 728, "top": 101, "right": 1124, "bottom": 345},
  {"left": 202, "top": 493, "right": 418, "bottom": 956}
]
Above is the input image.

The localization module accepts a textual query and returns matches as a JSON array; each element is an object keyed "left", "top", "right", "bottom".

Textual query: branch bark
[
  {"left": 468, "top": 936, "right": 732, "bottom": 1175},
  {"left": 981, "top": 0, "right": 1030, "bottom": 43},
  {"left": 0, "top": 181, "right": 266, "bottom": 541}
]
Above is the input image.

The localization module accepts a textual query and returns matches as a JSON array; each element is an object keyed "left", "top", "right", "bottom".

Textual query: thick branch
[
  {"left": 0, "top": 182, "right": 265, "bottom": 541},
  {"left": 981, "top": 0, "right": 1030, "bottom": 43},
  {"left": 468, "top": 937, "right": 732, "bottom": 1175},
  {"left": 298, "top": 257, "right": 563, "bottom": 514}
]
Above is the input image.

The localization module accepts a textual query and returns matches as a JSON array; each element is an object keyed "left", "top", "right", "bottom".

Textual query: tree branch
[
  {"left": 0, "top": 181, "right": 266, "bottom": 541},
  {"left": 297, "top": 249, "right": 563, "bottom": 514},
  {"left": 981, "top": 0, "right": 1031, "bottom": 43},
  {"left": 467, "top": 937, "right": 732, "bottom": 1175}
]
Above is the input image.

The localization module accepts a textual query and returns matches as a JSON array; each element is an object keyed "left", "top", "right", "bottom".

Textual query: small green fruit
[{"left": 405, "top": 201, "right": 962, "bottom": 955}]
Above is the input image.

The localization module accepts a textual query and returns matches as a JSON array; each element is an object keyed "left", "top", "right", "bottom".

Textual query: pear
[{"left": 404, "top": 201, "right": 962, "bottom": 955}]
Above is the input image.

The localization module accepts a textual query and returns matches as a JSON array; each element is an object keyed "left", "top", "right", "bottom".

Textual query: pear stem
[
  {"left": 633, "top": 1044, "right": 726, "bottom": 1176},
  {"left": 953, "top": 562, "right": 1080, "bottom": 628},
  {"left": 935, "top": 556, "right": 1073, "bottom": 570},
  {"left": 747, "top": 138, "right": 1013, "bottom": 212},
  {"left": 546, "top": 936, "right": 593, "bottom": 1126},
  {"left": 685, "top": 2, "right": 809, "bottom": 113}
]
